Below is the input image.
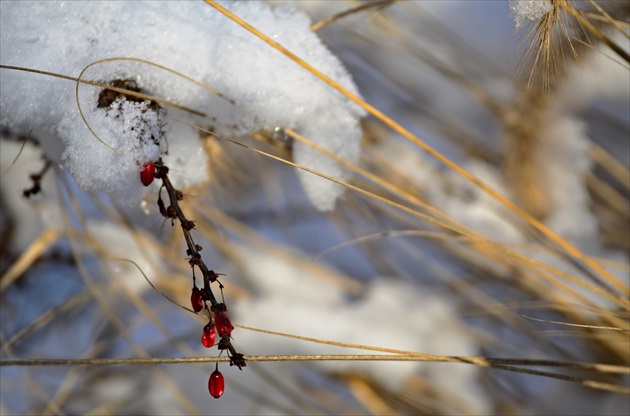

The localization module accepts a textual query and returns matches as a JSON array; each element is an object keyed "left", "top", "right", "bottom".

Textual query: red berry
[
  {"left": 208, "top": 369, "right": 225, "bottom": 399},
  {"left": 214, "top": 311, "right": 233, "bottom": 337},
  {"left": 201, "top": 322, "right": 215, "bottom": 348},
  {"left": 191, "top": 287, "right": 204, "bottom": 313},
  {"left": 140, "top": 162, "right": 156, "bottom": 186}
]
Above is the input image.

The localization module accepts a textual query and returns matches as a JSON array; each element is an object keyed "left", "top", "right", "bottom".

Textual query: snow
[
  {"left": 560, "top": 30, "right": 630, "bottom": 108},
  {"left": 0, "top": 135, "right": 64, "bottom": 253},
  {"left": 431, "top": 159, "right": 527, "bottom": 245},
  {"left": 0, "top": 0, "right": 365, "bottom": 209},
  {"left": 1, "top": 2, "right": 628, "bottom": 415},
  {"left": 86, "top": 220, "right": 163, "bottom": 296},
  {"left": 56, "top": 94, "right": 164, "bottom": 202},
  {"left": 233, "top": 246, "right": 489, "bottom": 413},
  {"left": 509, "top": 0, "right": 553, "bottom": 28},
  {"left": 537, "top": 110, "right": 597, "bottom": 247}
]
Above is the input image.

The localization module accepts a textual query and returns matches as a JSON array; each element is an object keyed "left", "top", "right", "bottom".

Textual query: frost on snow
[
  {"left": 509, "top": 0, "right": 553, "bottom": 28},
  {"left": 0, "top": 1, "right": 365, "bottom": 209}
]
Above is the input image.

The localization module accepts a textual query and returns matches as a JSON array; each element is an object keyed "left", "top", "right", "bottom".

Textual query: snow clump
[
  {"left": 509, "top": 0, "right": 553, "bottom": 28},
  {"left": 0, "top": 1, "right": 365, "bottom": 209}
]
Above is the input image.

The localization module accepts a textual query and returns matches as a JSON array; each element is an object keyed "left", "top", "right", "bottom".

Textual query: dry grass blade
[
  {"left": 0, "top": 228, "right": 61, "bottom": 292},
  {"left": 203, "top": 0, "right": 626, "bottom": 295},
  {"left": 521, "top": 314, "right": 629, "bottom": 332},
  {"left": 586, "top": 0, "right": 630, "bottom": 37},
  {"left": 590, "top": 144, "right": 630, "bottom": 189},
  {"left": 110, "top": 258, "right": 194, "bottom": 314},
  {"left": 235, "top": 324, "right": 629, "bottom": 372},
  {"left": 0, "top": 64, "right": 205, "bottom": 116},
  {"left": 1, "top": 290, "right": 91, "bottom": 352},
  {"left": 310, "top": 0, "right": 398, "bottom": 32},
  {"left": 3, "top": 354, "right": 628, "bottom": 395},
  {"left": 1, "top": 2, "right": 628, "bottom": 413},
  {"left": 267, "top": 128, "right": 628, "bottom": 309},
  {"left": 55, "top": 174, "right": 202, "bottom": 415},
  {"left": 0, "top": 333, "right": 65, "bottom": 415},
  {"left": 314, "top": 230, "right": 457, "bottom": 261},
  {"left": 559, "top": 1, "right": 630, "bottom": 64},
  {"left": 190, "top": 121, "right": 628, "bottom": 309},
  {"left": 0, "top": 130, "right": 29, "bottom": 179}
]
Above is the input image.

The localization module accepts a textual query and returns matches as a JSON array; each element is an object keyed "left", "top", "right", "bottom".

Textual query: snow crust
[{"left": 0, "top": 1, "right": 365, "bottom": 209}]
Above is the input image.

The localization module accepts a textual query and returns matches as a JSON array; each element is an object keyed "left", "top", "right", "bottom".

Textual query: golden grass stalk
[{"left": 203, "top": 0, "right": 626, "bottom": 295}]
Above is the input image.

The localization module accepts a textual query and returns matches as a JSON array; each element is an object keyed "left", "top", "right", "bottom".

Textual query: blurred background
[{"left": 1, "top": 1, "right": 629, "bottom": 415}]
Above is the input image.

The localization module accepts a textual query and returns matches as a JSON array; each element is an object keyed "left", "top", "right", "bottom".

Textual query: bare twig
[{"left": 154, "top": 162, "right": 246, "bottom": 369}]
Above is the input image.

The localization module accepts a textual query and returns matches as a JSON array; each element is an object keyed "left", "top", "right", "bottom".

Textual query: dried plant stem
[
  {"left": 57, "top": 175, "right": 201, "bottom": 414},
  {"left": 0, "top": 64, "right": 204, "bottom": 116},
  {"left": 585, "top": 0, "right": 630, "bottom": 37},
  {"left": 2, "top": 354, "right": 626, "bottom": 374},
  {"left": 157, "top": 165, "right": 245, "bottom": 367},
  {"left": 159, "top": 172, "right": 218, "bottom": 306},
  {"left": 190, "top": 122, "right": 627, "bottom": 310},
  {"left": 0, "top": 228, "right": 61, "bottom": 292},
  {"left": 590, "top": 144, "right": 630, "bottom": 189},
  {"left": 277, "top": 129, "right": 625, "bottom": 309},
  {"left": 0, "top": 131, "right": 29, "bottom": 179},
  {"left": 2, "top": 355, "right": 627, "bottom": 394},
  {"left": 203, "top": 0, "right": 626, "bottom": 296},
  {"left": 310, "top": 0, "right": 398, "bottom": 32},
  {"left": 559, "top": 2, "right": 630, "bottom": 64}
]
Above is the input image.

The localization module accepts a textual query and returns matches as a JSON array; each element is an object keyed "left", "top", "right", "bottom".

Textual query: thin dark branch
[
  {"left": 160, "top": 171, "right": 218, "bottom": 305},
  {"left": 155, "top": 163, "right": 245, "bottom": 368}
]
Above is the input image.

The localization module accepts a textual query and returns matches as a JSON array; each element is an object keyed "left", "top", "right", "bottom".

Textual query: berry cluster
[{"left": 140, "top": 160, "right": 245, "bottom": 399}]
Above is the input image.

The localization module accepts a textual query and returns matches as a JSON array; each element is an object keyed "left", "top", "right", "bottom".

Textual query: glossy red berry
[
  {"left": 140, "top": 162, "right": 156, "bottom": 186},
  {"left": 214, "top": 311, "right": 233, "bottom": 337},
  {"left": 191, "top": 287, "right": 204, "bottom": 313},
  {"left": 201, "top": 322, "right": 215, "bottom": 348},
  {"left": 208, "top": 369, "right": 225, "bottom": 399}
]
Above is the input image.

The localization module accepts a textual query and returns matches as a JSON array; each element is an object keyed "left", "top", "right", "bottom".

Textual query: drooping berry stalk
[
  {"left": 155, "top": 164, "right": 218, "bottom": 303},
  {"left": 153, "top": 161, "right": 246, "bottom": 369}
]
